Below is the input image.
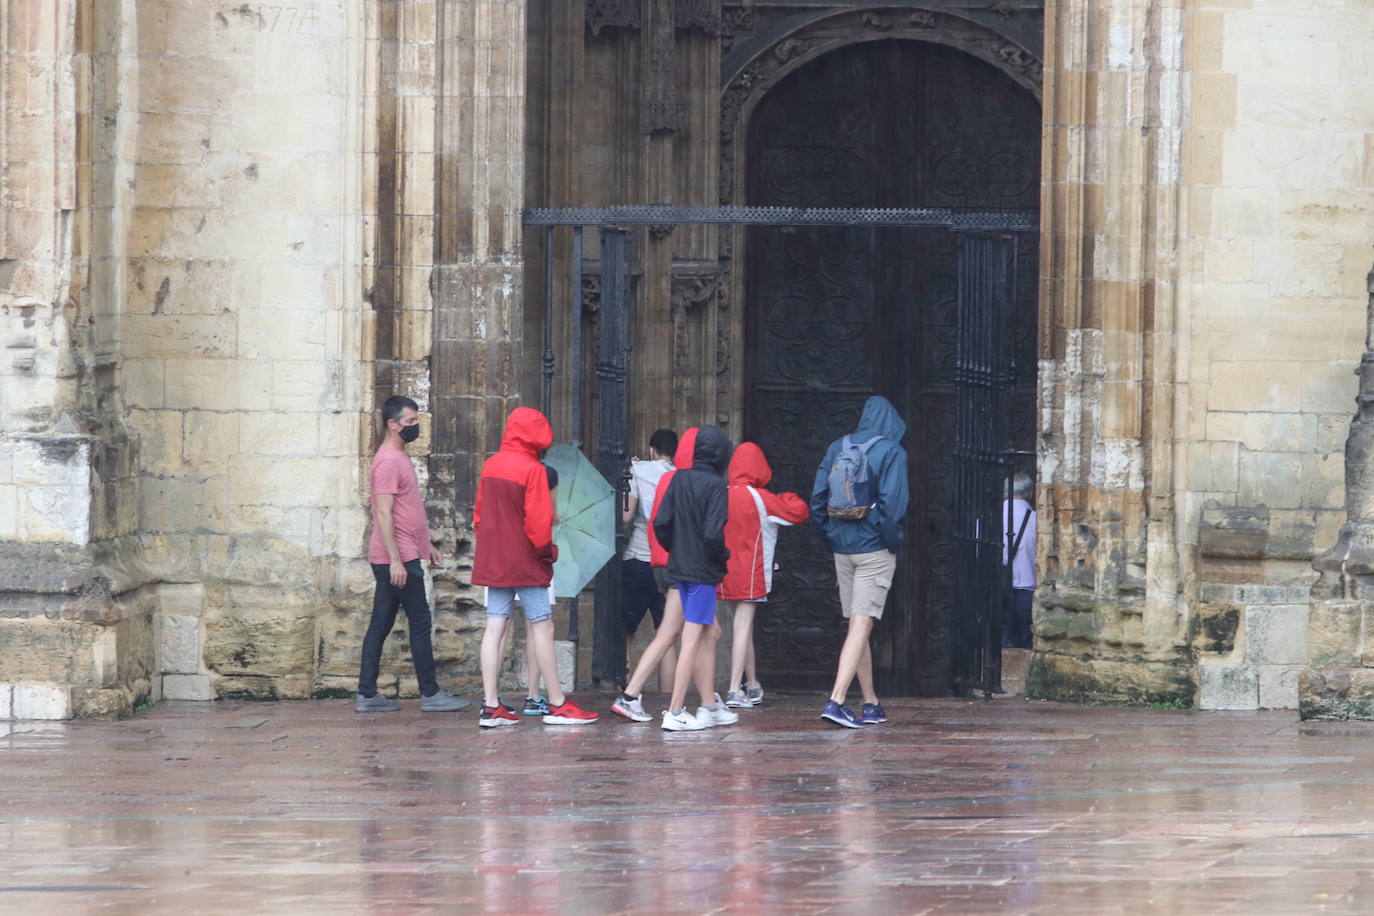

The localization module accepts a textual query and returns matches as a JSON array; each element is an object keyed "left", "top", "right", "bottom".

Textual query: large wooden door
[{"left": 744, "top": 40, "right": 1040, "bottom": 694}]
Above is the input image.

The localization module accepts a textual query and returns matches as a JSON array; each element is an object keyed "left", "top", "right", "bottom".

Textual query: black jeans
[
  {"left": 358, "top": 559, "right": 439, "bottom": 697},
  {"left": 1006, "top": 588, "right": 1034, "bottom": 649},
  {"left": 622, "top": 558, "right": 666, "bottom": 636}
]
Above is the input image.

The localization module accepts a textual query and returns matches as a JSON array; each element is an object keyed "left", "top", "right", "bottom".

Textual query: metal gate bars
[{"left": 523, "top": 205, "right": 1035, "bottom": 694}]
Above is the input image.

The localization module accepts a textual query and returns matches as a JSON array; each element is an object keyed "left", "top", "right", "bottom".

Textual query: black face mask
[{"left": 399, "top": 424, "right": 420, "bottom": 443}]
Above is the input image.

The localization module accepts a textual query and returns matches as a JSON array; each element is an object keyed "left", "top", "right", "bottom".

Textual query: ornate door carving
[{"left": 744, "top": 40, "right": 1040, "bottom": 694}]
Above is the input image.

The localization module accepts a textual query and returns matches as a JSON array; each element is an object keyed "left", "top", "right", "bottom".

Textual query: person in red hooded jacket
[
  {"left": 718, "top": 442, "right": 809, "bottom": 709},
  {"left": 612, "top": 428, "right": 723, "bottom": 724},
  {"left": 473, "top": 407, "right": 597, "bottom": 727}
]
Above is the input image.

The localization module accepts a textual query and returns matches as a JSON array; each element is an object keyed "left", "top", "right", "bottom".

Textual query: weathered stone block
[
  {"left": 1198, "top": 664, "right": 1258, "bottom": 711},
  {"left": 1309, "top": 599, "right": 1361, "bottom": 666},
  {"left": 203, "top": 613, "right": 315, "bottom": 677},
  {"left": 1244, "top": 604, "right": 1308, "bottom": 665},
  {"left": 1028, "top": 651, "right": 1194, "bottom": 707},
  {"left": 13, "top": 685, "right": 71, "bottom": 719},
  {"left": 1301, "top": 666, "right": 1374, "bottom": 720},
  {"left": 515, "top": 639, "right": 576, "bottom": 694},
  {"left": 215, "top": 674, "right": 311, "bottom": 700},
  {"left": 71, "top": 685, "right": 136, "bottom": 720},
  {"left": 0, "top": 685, "right": 11, "bottom": 719},
  {"left": 0, "top": 619, "right": 100, "bottom": 684},
  {"left": 1258, "top": 665, "right": 1301, "bottom": 709},
  {"left": 162, "top": 673, "right": 212, "bottom": 701},
  {"left": 157, "top": 614, "right": 201, "bottom": 675},
  {"left": 158, "top": 583, "right": 205, "bottom": 616}
]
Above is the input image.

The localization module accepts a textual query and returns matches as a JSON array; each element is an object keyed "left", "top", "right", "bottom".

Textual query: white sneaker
[
  {"left": 695, "top": 695, "right": 739, "bottom": 727},
  {"left": 661, "top": 709, "right": 706, "bottom": 731},
  {"left": 724, "top": 689, "right": 751, "bottom": 708},
  {"left": 611, "top": 694, "right": 653, "bottom": 723}
]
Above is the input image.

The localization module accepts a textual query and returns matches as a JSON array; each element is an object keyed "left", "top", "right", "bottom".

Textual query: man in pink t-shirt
[{"left": 356, "top": 396, "right": 469, "bottom": 713}]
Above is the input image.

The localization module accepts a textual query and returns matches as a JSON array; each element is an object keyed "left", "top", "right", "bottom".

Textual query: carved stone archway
[{"left": 710, "top": 6, "right": 1044, "bottom": 431}]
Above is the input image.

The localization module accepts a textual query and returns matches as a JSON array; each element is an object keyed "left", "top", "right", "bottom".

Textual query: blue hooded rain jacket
[{"left": 809, "top": 395, "right": 910, "bottom": 555}]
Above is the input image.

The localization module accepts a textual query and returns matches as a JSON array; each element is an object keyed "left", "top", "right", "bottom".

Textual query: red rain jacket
[
  {"left": 647, "top": 427, "right": 698, "bottom": 568},
  {"left": 472, "top": 407, "right": 558, "bottom": 588},
  {"left": 719, "top": 443, "right": 809, "bottom": 601}
]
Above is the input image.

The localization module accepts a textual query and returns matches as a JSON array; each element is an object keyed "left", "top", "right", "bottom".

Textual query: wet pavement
[{"left": 5, "top": 695, "right": 1374, "bottom": 914}]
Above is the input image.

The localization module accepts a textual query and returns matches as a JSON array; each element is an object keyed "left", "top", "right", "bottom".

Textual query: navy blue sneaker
[
  {"left": 523, "top": 696, "right": 550, "bottom": 717},
  {"left": 861, "top": 702, "right": 887, "bottom": 725},
  {"left": 821, "top": 700, "right": 865, "bottom": 729}
]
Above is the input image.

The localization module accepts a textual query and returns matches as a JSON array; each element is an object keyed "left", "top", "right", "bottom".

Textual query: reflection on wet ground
[{"left": 5, "top": 694, "right": 1374, "bottom": 913}]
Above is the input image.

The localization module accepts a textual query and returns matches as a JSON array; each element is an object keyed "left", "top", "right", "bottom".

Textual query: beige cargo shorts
[{"left": 834, "top": 549, "right": 897, "bottom": 619}]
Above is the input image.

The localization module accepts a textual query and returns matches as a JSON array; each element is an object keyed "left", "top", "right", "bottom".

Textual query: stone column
[
  {"left": 430, "top": 0, "right": 527, "bottom": 565},
  {"left": 1030, "top": 0, "right": 1193, "bottom": 705},
  {"left": 1305, "top": 265, "right": 1374, "bottom": 718},
  {"left": 0, "top": 0, "right": 151, "bottom": 720}
]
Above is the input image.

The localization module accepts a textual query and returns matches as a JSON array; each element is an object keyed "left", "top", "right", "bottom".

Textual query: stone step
[{"left": 998, "top": 649, "right": 1031, "bottom": 697}]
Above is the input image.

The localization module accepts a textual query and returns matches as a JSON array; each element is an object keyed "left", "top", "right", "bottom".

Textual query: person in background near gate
[
  {"left": 356, "top": 395, "right": 470, "bottom": 713},
  {"left": 473, "top": 406, "right": 598, "bottom": 727},
  {"left": 1003, "top": 472, "right": 1037, "bottom": 650},
  {"left": 811, "top": 395, "right": 909, "bottom": 729},
  {"left": 654, "top": 425, "right": 737, "bottom": 731},
  {"left": 720, "top": 442, "right": 810, "bottom": 709},
  {"left": 612, "top": 428, "right": 706, "bottom": 722},
  {"left": 620, "top": 429, "right": 679, "bottom": 693}
]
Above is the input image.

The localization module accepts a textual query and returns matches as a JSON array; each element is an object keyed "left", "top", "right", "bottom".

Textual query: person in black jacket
[{"left": 653, "top": 425, "right": 736, "bottom": 732}]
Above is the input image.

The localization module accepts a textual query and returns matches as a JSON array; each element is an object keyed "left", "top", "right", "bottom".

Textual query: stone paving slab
[{"left": 5, "top": 695, "right": 1374, "bottom": 913}]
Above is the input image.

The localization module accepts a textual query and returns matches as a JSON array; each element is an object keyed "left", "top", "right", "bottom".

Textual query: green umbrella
[{"left": 544, "top": 444, "right": 617, "bottom": 598}]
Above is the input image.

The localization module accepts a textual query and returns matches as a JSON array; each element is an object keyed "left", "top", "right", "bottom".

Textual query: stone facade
[
  {"left": 6, "top": 0, "right": 1374, "bottom": 718},
  {"left": 0, "top": 0, "right": 524, "bottom": 717},
  {"left": 1029, "top": 0, "right": 1374, "bottom": 713}
]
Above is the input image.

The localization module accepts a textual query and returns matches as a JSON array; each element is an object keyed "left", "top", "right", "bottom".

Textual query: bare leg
[
  {"left": 745, "top": 637, "right": 759, "bottom": 689},
  {"left": 728, "top": 602, "right": 756, "bottom": 693},
  {"left": 525, "top": 616, "right": 543, "bottom": 697},
  {"left": 480, "top": 616, "right": 511, "bottom": 708},
  {"left": 828, "top": 614, "right": 875, "bottom": 704},
  {"left": 694, "top": 622, "right": 721, "bottom": 706},
  {"left": 528, "top": 618, "right": 566, "bottom": 707},
  {"left": 856, "top": 639, "right": 878, "bottom": 705},
  {"left": 624, "top": 587, "right": 684, "bottom": 697},
  {"left": 656, "top": 639, "right": 678, "bottom": 693},
  {"left": 670, "top": 622, "right": 708, "bottom": 713}
]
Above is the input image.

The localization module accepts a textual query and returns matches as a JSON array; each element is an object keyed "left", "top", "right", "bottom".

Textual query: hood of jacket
[
  {"left": 692, "top": 425, "right": 732, "bottom": 475},
  {"left": 500, "top": 406, "right": 553, "bottom": 457},
  {"left": 853, "top": 395, "right": 906, "bottom": 443},
  {"left": 673, "top": 427, "right": 700, "bottom": 470},
  {"left": 727, "top": 441, "right": 771, "bottom": 488}
]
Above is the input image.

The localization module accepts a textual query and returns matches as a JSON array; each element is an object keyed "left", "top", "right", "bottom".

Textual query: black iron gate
[
  {"left": 952, "top": 233, "right": 1023, "bottom": 695},
  {"left": 524, "top": 205, "right": 1034, "bottom": 694}
]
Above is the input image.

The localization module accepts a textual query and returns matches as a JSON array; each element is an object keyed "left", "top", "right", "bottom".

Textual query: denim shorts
[{"left": 485, "top": 586, "right": 553, "bottom": 623}]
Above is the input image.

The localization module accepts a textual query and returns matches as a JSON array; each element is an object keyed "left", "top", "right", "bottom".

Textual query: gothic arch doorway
[{"left": 742, "top": 39, "right": 1040, "bottom": 696}]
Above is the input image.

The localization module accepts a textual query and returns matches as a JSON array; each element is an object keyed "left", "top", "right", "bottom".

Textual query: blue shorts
[
  {"left": 676, "top": 582, "right": 717, "bottom": 626},
  {"left": 485, "top": 586, "right": 553, "bottom": 623}
]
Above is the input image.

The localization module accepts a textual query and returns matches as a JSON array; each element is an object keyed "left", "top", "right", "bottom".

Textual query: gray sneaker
[
  {"left": 724, "top": 689, "right": 751, "bottom": 709},
  {"left": 355, "top": 692, "right": 399, "bottom": 713},
  {"left": 419, "top": 689, "right": 471, "bottom": 712},
  {"left": 745, "top": 683, "right": 764, "bottom": 705}
]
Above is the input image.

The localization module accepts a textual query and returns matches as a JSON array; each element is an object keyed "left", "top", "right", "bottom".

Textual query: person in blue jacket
[{"left": 810, "top": 395, "right": 909, "bottom": 729}]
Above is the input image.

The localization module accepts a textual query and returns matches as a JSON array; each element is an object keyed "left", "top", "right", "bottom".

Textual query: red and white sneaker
[
  {"left": 479, "top": 702, "right": 520, "bottom": 728},
  {"left": 543, "top": 697, "right": 599, "bottom": 725}
]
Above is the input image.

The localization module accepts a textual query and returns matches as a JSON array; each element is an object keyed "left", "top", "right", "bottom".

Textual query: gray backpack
[{"left": 826, "top": 435, "right": 883, "bottom": 520}]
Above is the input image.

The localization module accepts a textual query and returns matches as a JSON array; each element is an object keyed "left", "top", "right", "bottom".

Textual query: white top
[
  {"left": 1002, "top": 498, "right": 1037, "bottom": 590},
  {"left": 623, "top": 458, "right": 672, "bottom": 562}
]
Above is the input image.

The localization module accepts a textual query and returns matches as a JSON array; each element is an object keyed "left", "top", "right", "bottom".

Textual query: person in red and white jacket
[
  {"left": 718, "top": 442, "right": 809, "bottom": 709},
  {"left": 473, "top": 406, "right": 597, "bottom": 728}
]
